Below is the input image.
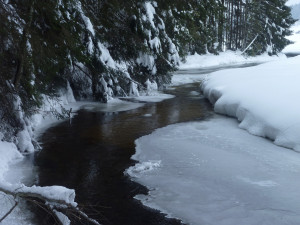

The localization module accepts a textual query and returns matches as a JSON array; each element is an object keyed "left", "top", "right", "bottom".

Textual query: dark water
[
  {"left": 34, "top": 64, "right": 259, "bottom": 225},
  {"left": 285, "top": 52, "right": 300, "bottom": 58}
]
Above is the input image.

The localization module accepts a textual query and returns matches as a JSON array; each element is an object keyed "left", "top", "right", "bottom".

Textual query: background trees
[{"left": 0, "top": 0, "right": 295, "bottom": 143}]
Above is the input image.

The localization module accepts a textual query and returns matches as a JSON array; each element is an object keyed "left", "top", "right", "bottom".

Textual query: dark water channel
[{"left": 34, "top": 64, "right": 259, "bottom": 225}]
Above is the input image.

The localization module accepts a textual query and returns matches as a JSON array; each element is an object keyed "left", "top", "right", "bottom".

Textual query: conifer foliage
[{"left": 0, "top": 0, "right": 295, "bottom": 143}]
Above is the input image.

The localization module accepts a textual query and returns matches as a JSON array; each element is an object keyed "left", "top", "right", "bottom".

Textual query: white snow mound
[{"left": 201, "top": 55, "right": 300, "bottom": 151}]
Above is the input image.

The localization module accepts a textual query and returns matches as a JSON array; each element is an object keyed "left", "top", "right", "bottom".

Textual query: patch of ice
[
  {"left": 125, "top": 160, "right": 161, "bottom": 178},
  {"left": 130, "top": 93, "right": 174, "bottom": 103},
  {"left": 189, "top": 91, "right": 200, "bottom": 96},
  {"left": 128, "top": 116, "right": 300, "bottom": 225},
  {"left": 81, "top": 99, "right": 144, "bottom": 112}
]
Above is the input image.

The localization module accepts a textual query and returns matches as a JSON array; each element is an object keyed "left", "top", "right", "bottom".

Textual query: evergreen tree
[{"left": 0, "top": 0, "right": 295, "bottom": 142}]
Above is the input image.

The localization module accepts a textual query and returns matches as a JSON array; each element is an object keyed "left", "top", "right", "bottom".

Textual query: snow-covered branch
[{"left": 0, "top": 183, "right": 100, "bottom": 225}]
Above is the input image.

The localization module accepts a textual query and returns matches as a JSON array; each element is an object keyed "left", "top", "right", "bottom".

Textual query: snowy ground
[
  {"left": 179, "top": 50, "right": 286, "bottom": 70},
  {"left": 0, "top": 141, "right": 36, "bottom": 225},
  {"left": 202, "top": 55, "right": 300, "bottom": 151},
  {"left": 173, "top": 51, "right": 286, "bottom": 86},
  {"left": 126, "top": 116, "right": 300, "bottom": 225}
]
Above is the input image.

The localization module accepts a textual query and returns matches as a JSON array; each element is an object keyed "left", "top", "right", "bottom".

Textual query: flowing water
[{"left": 33, "top": 63, "right": 260, "bottom": 225}]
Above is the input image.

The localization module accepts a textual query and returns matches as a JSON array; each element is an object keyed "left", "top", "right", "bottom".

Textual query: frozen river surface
[{"left": 127, "top": 116, "right": 300, "bottom": 225}]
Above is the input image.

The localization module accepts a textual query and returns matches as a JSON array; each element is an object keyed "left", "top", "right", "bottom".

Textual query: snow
[
  {"left": 144, "top": 2, "right": 156, "bottom": 29},
  {"left": 129, "top": 93, "right": 174, "bottom": 103},
  {"left": 81, "top": 99, "right": 145, "bottom": 112},
  {"left": 76, "top": 1, "right": 95, "bottom": 36},
  {"left": 125, "top": 160, "right": 161, "bottom": 178},
  {"left": 282, "top": 21, "right": 300, "bottom": 54},
  {"left": 97, "top": 42, "right": 117, "bottom": 69},
  {"left": 53, "top": 210, "right": 71, "bottom": 225},
  {"left": 127, "top": 116, "right": 300, "bottom": 225},
  {"left": 0, "top": 141, "right": 36, "bottom": 225},
  {"left": 129, "top": 81, "right": 140, "bottom": 96},
  {"left": 0, "top": 183, "right": 77, "bottom": 207},
  {"left": 136, "top": 52, "right": 156, "bottom": 75},
  {"left": 1, "top": 73, "right": 167, "bottom": 224},
  {"left": 172, "top": 63, "right": 260, "bottom": 86},
  {"left": 0, "top": 142, "right": 23, "bottom": 182},
  {"left": 0, "top": 138, "right": 76, "bottom": 224},
  {"left": 172, "top": 70, "right": 207, "bottom": 86},
  {"left": 16, "top": 129, "right": 34, "bottom": 153},
  {"left": 180, "top": 50, "right": 286, "bottom": 70},
  {"left": 0, "top": 85, "right": 78, "bottom": 224},
  {"left": 201, "top": 56, "right": 300, "bottom": 151}
]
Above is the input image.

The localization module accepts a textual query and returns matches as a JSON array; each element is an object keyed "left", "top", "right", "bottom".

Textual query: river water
[{"left": 33, "top": 63, "right": 259, "bottom": 225}]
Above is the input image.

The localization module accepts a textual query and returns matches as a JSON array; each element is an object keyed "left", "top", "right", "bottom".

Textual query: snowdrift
[{"left": 201, "top": 55, "right": 300, "bottom": 151}]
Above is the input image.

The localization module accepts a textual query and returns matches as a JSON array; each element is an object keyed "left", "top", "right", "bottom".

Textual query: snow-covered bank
[
  {"left": 126, "top": 116, "right": 300, "bottom": 225},
  {"left": 0, "top": 86, "right": 80, "bottom": 224},
  {"left": 172, "top": 62, "right": 261, "bottom": 86},
  {"left": 0, "top": 141, "right": 36, "bottom": 225},
  {"left": 201, "top": 55, "right": 300, "bottom": 151},
  {"left": 179, "top": 50, "right": 286, "bottom": 70}
]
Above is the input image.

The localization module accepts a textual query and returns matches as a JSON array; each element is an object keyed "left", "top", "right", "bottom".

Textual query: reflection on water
[{"left": 35, "top": 82, "right": 213, "bottom": 225}]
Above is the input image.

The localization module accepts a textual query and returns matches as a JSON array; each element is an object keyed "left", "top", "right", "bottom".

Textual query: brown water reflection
[{"left": 35, "top": 82, "right": 212, "bottom": 225}]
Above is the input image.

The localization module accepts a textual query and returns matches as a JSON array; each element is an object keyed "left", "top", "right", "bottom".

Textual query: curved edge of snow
[{"left": 201, "top": 56, "right": 300, "bottom": 151}]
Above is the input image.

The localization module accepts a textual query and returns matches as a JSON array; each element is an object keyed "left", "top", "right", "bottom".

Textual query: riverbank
[
  {"left": 34, "top": 82, "right": 210, "bottom": 225},
  {"left": 0, "top": 51, "right": 289, "bottom": 224},
  {"left": 0, "top": 86, "right": 174, "bottom": 224},
  {"left": 127, "top": 55, "right": 300, "bottom": 224},
  {"left": 179, "top": 50, "right": 286, "bottom": 70}
]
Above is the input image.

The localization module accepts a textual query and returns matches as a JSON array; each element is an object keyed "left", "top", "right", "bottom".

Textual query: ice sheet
[{"left": 127, "top": 116, "right": 300, "bottom": 225}]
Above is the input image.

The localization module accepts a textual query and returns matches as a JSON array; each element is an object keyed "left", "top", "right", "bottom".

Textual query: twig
[{"left": 0, "top": 200, "right": 18, "bottom": 223}]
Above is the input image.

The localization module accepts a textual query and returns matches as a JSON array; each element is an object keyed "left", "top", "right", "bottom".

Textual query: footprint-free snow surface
[
  {"left": 126, "top": 116, "right": 300, "bottom": 225},
  {"left": 202, "top": 55, "right": 300, "bottom": 151}
]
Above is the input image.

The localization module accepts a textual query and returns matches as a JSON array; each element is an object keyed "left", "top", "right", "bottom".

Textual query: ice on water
[{"left": 127, "top": 116, "right": 300, "bottom": 225}]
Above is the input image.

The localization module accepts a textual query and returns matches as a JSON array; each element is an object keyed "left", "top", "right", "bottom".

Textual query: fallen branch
[{"left": 0, "top": 184, "right": 101, "bottom": 225}]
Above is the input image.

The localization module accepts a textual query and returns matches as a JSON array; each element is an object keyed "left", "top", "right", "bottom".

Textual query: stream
[{"left": 33, "top": 63, "right": 260, "bottom": 225}]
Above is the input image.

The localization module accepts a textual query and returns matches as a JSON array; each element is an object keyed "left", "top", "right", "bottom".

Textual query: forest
[{"left": 0, "top": 0, "right": 295, "bottom": 145}]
